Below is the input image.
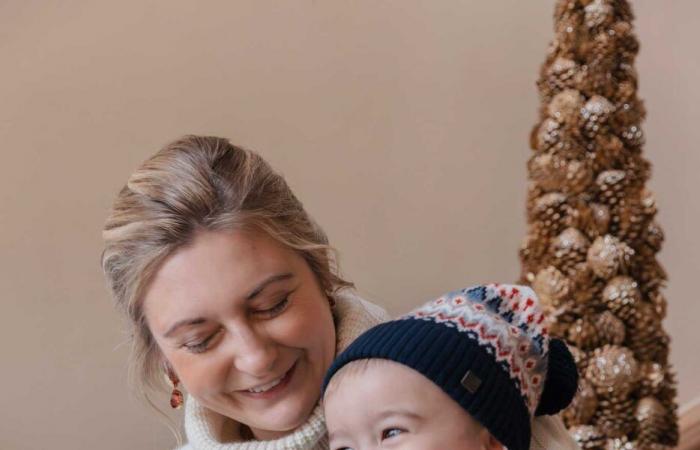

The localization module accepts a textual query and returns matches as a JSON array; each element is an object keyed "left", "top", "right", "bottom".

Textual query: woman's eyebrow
[
  {"left": 162, "top": 273, "right": 294, "bottom": 338},
  {"left": 245, "top": 272, "right": 294, "bottom": 300},
  {"left": 164, "top": 318, "right": 206, "bottom": 338}
]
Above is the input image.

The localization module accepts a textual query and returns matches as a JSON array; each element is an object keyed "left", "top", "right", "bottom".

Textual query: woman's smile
[{"left": 238, "top": 361, "right": 297, "bottom": 399}]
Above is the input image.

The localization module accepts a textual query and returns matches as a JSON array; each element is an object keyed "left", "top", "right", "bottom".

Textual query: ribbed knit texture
[{"left": 178, "top": 289, "right": 389, "bottom": 450}]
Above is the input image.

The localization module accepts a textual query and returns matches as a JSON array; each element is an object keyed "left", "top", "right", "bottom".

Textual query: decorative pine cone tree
[{"left": 519, "top": 0, "right": 678, "bottom": 446}]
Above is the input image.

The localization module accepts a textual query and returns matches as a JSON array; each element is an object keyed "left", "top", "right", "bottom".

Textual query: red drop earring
[{"left": 165, "top": 367, "right": 183, "bottom": 409}]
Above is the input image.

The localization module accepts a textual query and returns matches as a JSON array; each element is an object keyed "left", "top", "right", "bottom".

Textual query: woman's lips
[{"left": 239, "top": 362, "right": 297, "bottom": 400}]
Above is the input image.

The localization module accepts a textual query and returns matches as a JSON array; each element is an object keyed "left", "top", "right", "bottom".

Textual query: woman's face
[{"left": 143, "top": 229, "right": 336, "bottom": 440}]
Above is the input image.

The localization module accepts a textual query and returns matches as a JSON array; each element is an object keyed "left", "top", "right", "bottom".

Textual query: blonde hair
[{"left": 101, "top": 135, "right": 352, "bottom": 406}]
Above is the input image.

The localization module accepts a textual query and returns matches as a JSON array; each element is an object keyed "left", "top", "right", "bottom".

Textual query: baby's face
[{"left": 323, "top": 361, "right": 502, "bottom": 450}]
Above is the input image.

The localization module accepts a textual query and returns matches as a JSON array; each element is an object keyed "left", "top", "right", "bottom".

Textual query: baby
[{"left": 322, "top": 284, "right": 579, "bottom": 450}]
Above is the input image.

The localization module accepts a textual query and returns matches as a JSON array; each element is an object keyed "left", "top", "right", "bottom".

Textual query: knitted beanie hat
[{"left": 323, "top": 284, "right": 578, "bottom": 450}]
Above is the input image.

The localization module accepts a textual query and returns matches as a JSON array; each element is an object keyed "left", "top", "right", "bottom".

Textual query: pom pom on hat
[{"left": 535, "top": 338, "right": 579, "bottom": 416}]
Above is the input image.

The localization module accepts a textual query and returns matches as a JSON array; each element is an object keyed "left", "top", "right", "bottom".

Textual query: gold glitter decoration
[
  {"left": 531, "top": 192, "right": 574, "bottom": 236},
  {"left": 587, "top": 235, "right": 634, "bottom": 279},
  {"left": 593, "top": 395, "right": 637, "bottom": 438},
  {"left": 568, "top": 317, "right": 600, "bottom": 350},
  {"left": 563, "top": 379, "right": 598, "bottom": 426},
  {"left": 582, "top": 95, "right": 615, "bottom": 138},
  {"left": 568, "top": 345, "right": 590, "bottom": 373},
  {"left": 602, "top": 276, "right": 640, "bottom": 322},
  {"left": 550, "top": 227, "right": 590, "bottom": 275},
  {"left": 596, "top": 170, "right": 627, "bottom": 206},
  {"left": 637, "top": 362, "right": 665, "bottom": 399},
  {"left": 529, "top": 153, "right": 593, "bottom": 195},
  {"left": 570, "top": 425, "right": 607, "bottom": 449},
  {"left": 635, "top": 397, "right": 671, "bottom": 447},
  {"left": 648, "top": 290, "right": 667, "bottom": 319},
  {"left": 549, "top": 89, "right": 584, "bottom": 123},
  {"left": 644, "top": 221, "right": 664, "bottom": 252},
  {"left": 595, "top": 311, "right": 625, "bottom": 346},
  {"left": 605, "top": 437, "right": 638, "bottom": 450},
  {"left": 532, "top": 265, "right": 571, "bottom": 312},
  {"left": 584, "top": 0, "right": 614, "bottom": 30},
  {"left": 586, "top": 345, "right": 638, "bottom": 397},
  {"left": 520, "top": 0, "right": 677, "bottom": 443}
]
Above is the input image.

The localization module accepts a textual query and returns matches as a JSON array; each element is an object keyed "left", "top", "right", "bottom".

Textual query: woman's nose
[{"left": 230, "top": 326, "right": 278, "bottom": 376}]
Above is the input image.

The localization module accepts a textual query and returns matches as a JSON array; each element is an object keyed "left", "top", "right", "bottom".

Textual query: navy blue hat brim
[{"left": 323, "top": 318, "right": 532, "bottom": 450}]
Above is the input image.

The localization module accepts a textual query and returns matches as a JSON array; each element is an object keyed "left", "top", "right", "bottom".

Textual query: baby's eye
[{"left": 381, "top": 428, "right": 405, "bottom": 440}]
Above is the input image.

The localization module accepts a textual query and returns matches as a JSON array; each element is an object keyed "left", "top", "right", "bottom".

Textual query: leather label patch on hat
[{"left": 461, "top": 370, "right": 482, "bottom": 394}]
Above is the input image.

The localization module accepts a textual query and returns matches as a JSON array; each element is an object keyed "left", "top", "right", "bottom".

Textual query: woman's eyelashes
[
  {"left": 181, "top": 294, "right": 292, "bottom": 354},
  {"left": 252, "top": 294, "right": 291, "bottom": 318},
  {"left": 182, "top": 328, "right": 223, "bottom": 354}
]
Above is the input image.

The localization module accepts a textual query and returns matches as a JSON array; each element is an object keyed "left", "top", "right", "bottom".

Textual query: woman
[
  {"left": 102, "top": 135, "right": 581, "bottom": 449},
  {"left": 102, "top": 135, "right": 388, "bottom": 449}
]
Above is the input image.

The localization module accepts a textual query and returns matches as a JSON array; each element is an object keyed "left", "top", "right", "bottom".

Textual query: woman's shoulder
[{"left": 333, "top": 289, "right": 391, "bottom": 353}]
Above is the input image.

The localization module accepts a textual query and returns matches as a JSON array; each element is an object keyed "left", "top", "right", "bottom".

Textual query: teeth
[{"left": 248, "top": 375, "right": 284, "bottom": 393}]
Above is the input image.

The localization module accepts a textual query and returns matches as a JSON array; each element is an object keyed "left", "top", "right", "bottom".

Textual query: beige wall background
[{"left": 1, "top": 1, "right": 697, "bottom": 448}]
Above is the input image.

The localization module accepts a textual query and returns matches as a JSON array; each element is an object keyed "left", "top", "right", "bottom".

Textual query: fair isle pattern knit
[
  {"left": 179, "top": 290, "right": 389, "bottom": 450},
  {"left": 405, "top": 283, "right": 549, "bottom": 414}
]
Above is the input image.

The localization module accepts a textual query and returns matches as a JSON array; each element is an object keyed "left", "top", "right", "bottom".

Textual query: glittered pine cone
[
  {"left": 620, "top": 124, "right": 645, "bottom": 149},
  {"left": 530, "top": 192, "right": 576, "bottom": 236},
  {"left": 613, "top": 95, "right": 646, "bottom": 129},
  {"left": 643, "top": 221, "right": 665, "bottom": 253},
  {"left": 590, "top": 134, "right": 626, "bottom": 173},
  {"left": 605, "top": 437, "right": 638, "bottom": 450},
  {"left": 602, "top": 276, "right": 641, "bottom": 322},
  {"left": 570, "top": 425, "right": 607, "bottom": 449},
  {"left": 620, "top": 154, "right": 651, "bottom": 189},
  {"left": 528, "top": 153, "right": 593, "bottom": 194},
  {"left": 648, "top": 290, "right": 667, "bottom": 319},
  {"left": 539, "top": 57, "right": 580, "bottom": 101},
  {"left": 612, "top": 21, "right": 640, "bottom": 62},
  {"left": 567, "top": 344, "right": 590, "bottom": 374},
  {"left": 633, "top": 256, "right": 668, "bottom": 297},
  {"left": 586, "top": 344, "right": 639, "bottom": 397},
  {"left": 581, "top": 95, "right": 615, "bottom": 139},
  {"left": 580, "top": 203, "right": 611, "bottom": 238},
  {"left": 595, "top": 311, "right": 626, "bottom": 346},
  {"left": 587, "top": 235, "right": 634, "bottom": 279},
  {"left": 610, "top": 203, "right": 646, "bottom": 245},
  {"left": 531, "top": 118, "right": 561, "bottom": 152},
  {"left": 635, "top": 397, "right": 671, "bottom": 447},
  {"left": 593, "top": 394, "right": 637, "bottom": 438},
  {"left": 563, "top": 378, "right": 599, "bottom": 426},
  {"left": 568, "top": 317, "right": 601, "bottom": 350},
  {"left": 532, "top": 265, "right": 571, "bottom": 312},
  {"left": 630, "top": 325, "right": 670, "bottom": 364},
  {"left": 548, "top": 89, "right": 585, "bottom": 127},
  {"left": 595, "top": 170, "right": 628, "bottom": 206},
  {"left": 583, "top": 0, "right": 615, "bottom": 31},
  {"left": 531, "top": 117, "right": 585, "bottom": 157},
  {"left": 639, "top": 188, "right": 658, "bottom": 217},
  {"left": 550, "top": 227, "right": 590, "bottom": 275},
  {"left": 637, "top": 362, "right": 665, "bottom": 398},
  {"left": 519, "top": 232, "right": 549, "bottom": 278}
]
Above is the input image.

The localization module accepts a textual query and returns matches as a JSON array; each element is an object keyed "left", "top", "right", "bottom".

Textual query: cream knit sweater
[{"left": 177, "top": 290, "right": 580, "bottom": 450}]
